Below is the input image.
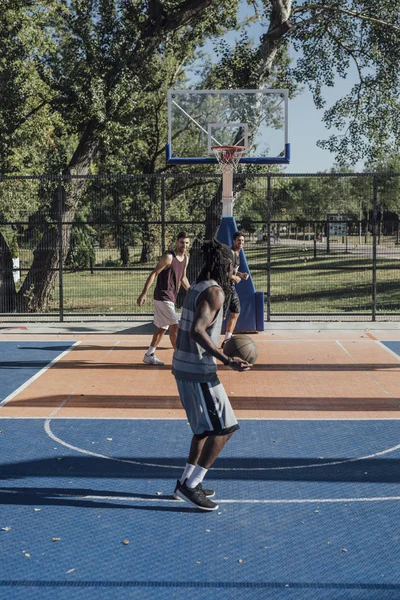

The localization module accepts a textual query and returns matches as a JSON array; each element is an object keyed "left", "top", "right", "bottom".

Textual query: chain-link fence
[{"left": 0, "top": 172, "right": 399, "bottom": 321}]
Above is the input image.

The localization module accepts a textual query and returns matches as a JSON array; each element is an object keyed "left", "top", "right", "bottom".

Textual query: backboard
[{"left": 166, "top": 89, "right": 289, "bottom": 165}]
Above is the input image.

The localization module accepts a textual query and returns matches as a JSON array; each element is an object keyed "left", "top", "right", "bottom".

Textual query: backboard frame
[{"left": 166, "top": 88, "right": 290, "bottom": 165}]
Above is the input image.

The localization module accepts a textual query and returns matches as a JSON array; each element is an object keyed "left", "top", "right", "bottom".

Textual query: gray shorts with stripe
[{"left": 175, "top": 377, "right": 240, "bottom": 439}]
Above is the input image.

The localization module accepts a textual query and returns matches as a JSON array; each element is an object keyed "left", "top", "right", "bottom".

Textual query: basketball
[{"left": 223, "top": 334, "right": 258, "bottom": 365}]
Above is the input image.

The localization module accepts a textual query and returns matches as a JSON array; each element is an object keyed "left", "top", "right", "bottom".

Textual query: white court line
[
  {"left": 45, "top": 343, "right": 122, "bottom": 420},
  {"left": 0, "top": 341, "right": 81, "bottom": 408},
  {"left": 335, "top": 340, "right": 355, "bottom": 360},
  {"left": 3, "top": 416, "right": 400, "bottom": 421},
  {"left": 3, "top": 488, "right": 399, "bottom": 505},
  {"left": 43, "top": 337, "right": 400, "bottom": 472},
  {"left": 46, "top": 340, "right": 120, "bottom": 419},
  {"left": 336, "top": 339, "right": 400, "bottom": 409},
  {"left": 42, "top": 493, "right": 400, "bottom": 505},
  {"left": 376, "top": 340, "right": 400, "bottom": 362},
  {"left": 44, "top": 337, "right": 400, "bottom": 472},
  {"left": 254, "top": 339, "right": 372, "bottom": 342},
  {"left": 44, "top": 417, "right": 400, "bottom": 472}
]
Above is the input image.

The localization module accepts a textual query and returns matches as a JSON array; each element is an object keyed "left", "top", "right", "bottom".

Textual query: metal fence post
[
  {"left": 161, "top": 175, "right": 166, "bottom": 255},
  {"left": 326, "top": 224, "right": 330, "bottom": 254},
  {"left": 372, "top": 175, "right": 377, "bottom": 321},
  {"left": 57, "top": 172, "right": 64, "bottom": 322},
  {"left": 266, "top": 174, "right": 271, "bottom": 321}
]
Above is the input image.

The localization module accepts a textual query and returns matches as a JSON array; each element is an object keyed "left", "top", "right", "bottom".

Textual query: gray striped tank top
[{"left": 172, "top": 279, "right": 223, "bottom": 382}]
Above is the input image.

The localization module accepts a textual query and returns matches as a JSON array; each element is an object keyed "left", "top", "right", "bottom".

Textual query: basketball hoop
[{"left": 211, "top": 145, "right": 246, "bottom": 173}]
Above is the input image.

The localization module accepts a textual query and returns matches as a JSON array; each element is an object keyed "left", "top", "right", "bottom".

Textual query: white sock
[
  {"left": 186, "top": 465, "right": 208, "bottom": 489},
  {"left": 224, "top": 332, "right": 233, "bottom": 342},
  {"left": 145, "top": 346, "right": 156, "bottom": 356},
  {"left": 179, "top": 463, "right": 195, "bottom": 485}
]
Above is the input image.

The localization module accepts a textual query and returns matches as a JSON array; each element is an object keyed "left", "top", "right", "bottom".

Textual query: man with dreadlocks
[{"left": 172, "top": 238, "right": 251, "bottom": 511}]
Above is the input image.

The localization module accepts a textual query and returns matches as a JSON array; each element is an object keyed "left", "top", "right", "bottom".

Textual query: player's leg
[
  {"left": 174, "top": 433, "right": 230, "bottom": 501},
  {"left": 187, "top": 434, "right": 207, "bottom": 464},
  {"left": 149, "top": 327, "right": 166, "bottom": 349},
  {"left": 144, "top": 303, "right": 169, "bottom": 366},
  {"left": 144, "top": 300, "right": 177, "bottom": 365},
  {"left": 173, "top": 435, "right": 214, "bottom": 499},
  {"left": 197, "top": 432, "right": 234, "bottom": 470},
  {"left": 184, "top": 430, "right": 235, "bottom": 493},
  {"left": 168, "top": 323, "right": 179, "bottom": 349},
  {"left": 176, "top": 430, "right": 237, "bottom": 510},
  {"left": 224, "top": 312, "right": 239, "bottom": 338},
  {"left": 143, "top": 326, "right": 167, "bottom": 365},
  {"left": 223, "top": 289, "right": 241, "bottom": 345},
  {"left": 175, "top": 436, "right": 206, "bottom": 489},
  {"left": 153, "top": 300, "right": 179, "bottom": 352},
  {"left": 174, "top": 378, "right": 239, "bottom": 510}
]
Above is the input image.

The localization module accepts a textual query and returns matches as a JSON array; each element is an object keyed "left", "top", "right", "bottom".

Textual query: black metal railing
[{"left": 0, "top": 172, "right": 399, "bottom": 321}]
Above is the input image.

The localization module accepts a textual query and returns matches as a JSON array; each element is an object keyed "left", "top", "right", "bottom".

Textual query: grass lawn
[{"left": 41, "top": 243, "right": 400, "bottom": 315}]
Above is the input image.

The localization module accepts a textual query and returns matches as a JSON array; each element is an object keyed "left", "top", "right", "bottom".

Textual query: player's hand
[
  {"left": 137, "top": 293, "right": 146, "bottom": 307},
  {"left": 241, "top": 273, "right": 249, "bottom": 281},
  {"left": 231, "top": 275, "right": 241, "bottom": 284},
  {"left": 227, "top": 357, "right": 252, "bottom": 371}
]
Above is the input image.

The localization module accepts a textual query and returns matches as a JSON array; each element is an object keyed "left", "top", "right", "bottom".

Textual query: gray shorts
[{"left": 175, "top": 377, "right": 239, "bottom": 439}]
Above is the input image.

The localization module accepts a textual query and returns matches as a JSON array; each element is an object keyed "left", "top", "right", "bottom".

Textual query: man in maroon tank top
[{"left": 137, "top": 232, "right": 190, "bottom": 365}]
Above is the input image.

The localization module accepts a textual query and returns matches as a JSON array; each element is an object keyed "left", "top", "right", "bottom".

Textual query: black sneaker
[
  {"left": 173, "top": 479, "right": 215, "bottom": 500},
  {"left": 175, "top": 480, "right": 219, "bottom": 511}
]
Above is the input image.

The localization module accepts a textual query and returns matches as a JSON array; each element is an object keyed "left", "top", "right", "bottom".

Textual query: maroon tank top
[{"left": 154, "top": 252, "right": 187, "bottom": 303}]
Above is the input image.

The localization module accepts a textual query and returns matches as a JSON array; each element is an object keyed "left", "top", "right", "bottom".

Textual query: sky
[
  {"left": 285, "top": 73, "right": 364, "bottom": 173},
  {"left": 185, "top": 2, "right": 364, "bottom": 174}
]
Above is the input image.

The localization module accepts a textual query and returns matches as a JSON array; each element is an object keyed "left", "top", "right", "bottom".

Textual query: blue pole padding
[
  {"left": 255, "top": 291, "right": 265, "bottom": 332},
  {"left": 216, "top": 216, "right": 263, "bottom": 332}
]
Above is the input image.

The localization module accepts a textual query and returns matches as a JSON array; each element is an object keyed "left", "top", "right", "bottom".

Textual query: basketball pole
[
  {"left": 212, "top": 145, "right": 245, "bottom": 217},
  {"left": 222, "top": 168, "right": 234, "bottom": 217}
]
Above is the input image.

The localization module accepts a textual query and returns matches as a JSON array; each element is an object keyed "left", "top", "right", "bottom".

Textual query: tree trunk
[
  {"left": 16, "top": 120, "right": 100, "bottom": 312},
  {"left": 120, "top": 244, "right": 129, "bottom": 265},
  {"left": 140, "top": 241, "right": 151, "bottom": 263},
  {"left": 255, "top": 0, "right": 292, "bottom": 84}
]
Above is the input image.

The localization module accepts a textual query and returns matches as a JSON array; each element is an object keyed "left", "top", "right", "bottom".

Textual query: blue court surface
[
  {"left": 0, "top": 417, "right": 400, "bottom": 599},
  {"left": 0, "top": 341, "right": 75, "bottom": 404},
  {"left": 381, "top": 341, "right": 400, "bottom": 358}
]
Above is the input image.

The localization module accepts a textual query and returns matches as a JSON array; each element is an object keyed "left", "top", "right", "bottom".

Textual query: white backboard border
[{"left": 167, "top": 88, "right": 290, "bottom": 165}]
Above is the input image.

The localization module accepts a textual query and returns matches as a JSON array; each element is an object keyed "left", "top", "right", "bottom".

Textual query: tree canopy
[
  {"left": 1, "top": 0, "right": 400, "bottom": 311},
  {"left": 2, "top": 0, "right": 400, "bottom": 176}
]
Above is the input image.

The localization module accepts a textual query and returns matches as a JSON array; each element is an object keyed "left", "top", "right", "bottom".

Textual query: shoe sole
[
  {"left": 173, "top": 490, "right": 216, "bottom": 500},
  {"left": 142, "top": 359, "right": 165, "bottom": 366},
  {"left": 175, "top": 489, "right": 219, "bottom": 511}
]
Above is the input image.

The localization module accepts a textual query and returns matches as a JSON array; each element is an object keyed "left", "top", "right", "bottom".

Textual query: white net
[{"left": 211, "top": 145, "right": 246, "bottom": 173}]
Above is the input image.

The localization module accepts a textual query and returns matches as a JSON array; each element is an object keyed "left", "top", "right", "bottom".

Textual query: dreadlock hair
[{"left": 196, "top": 238, "right": 233, "bottom": 298}]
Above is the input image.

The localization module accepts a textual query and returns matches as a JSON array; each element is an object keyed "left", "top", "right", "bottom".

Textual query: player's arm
[
  {"left": 180, "top": 258, "right": 190, "bottom": 291},
  {"left": 237, "top": 271, "right": 249, "bottom": 281},
  {"left": 136, "top": 253, "right": 172, "bottom": 306},
  {"left": 230, "top": 262, "right": 241, "bottom": 284},
  {"left": 190, "top": 287, "right": 251, "bottom": 372}
]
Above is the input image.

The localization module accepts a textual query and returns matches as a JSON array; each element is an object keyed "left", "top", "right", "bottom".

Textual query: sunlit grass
[{"left": 40, "top": 242, "right": 400, "bottom": 315}]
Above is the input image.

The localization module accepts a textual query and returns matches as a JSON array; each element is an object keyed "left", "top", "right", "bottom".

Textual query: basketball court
[
  {"left": 1, "top": 323, "right": 400, "bottom": 599},
  {"left": 1, "top": 86, "right": 399, "bottom": 598}
]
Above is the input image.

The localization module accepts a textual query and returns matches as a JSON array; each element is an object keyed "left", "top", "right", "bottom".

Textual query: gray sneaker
[
  {"left": 175, "top": 480, "right": 219, "bottom": 511},
  {"left": 173, "top": 479, "right": 215, "bottom": 500},
  {"left": 143, "top": 353, "right": 165, "bottom": 366}
]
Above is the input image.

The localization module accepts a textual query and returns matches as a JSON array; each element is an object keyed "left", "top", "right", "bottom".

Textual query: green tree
[
  {"left": 1, "top": 0, "right": 400, "bottom": 310},
  {"left": 1, "top": 1, "right": 242, "bottom": 309}
]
